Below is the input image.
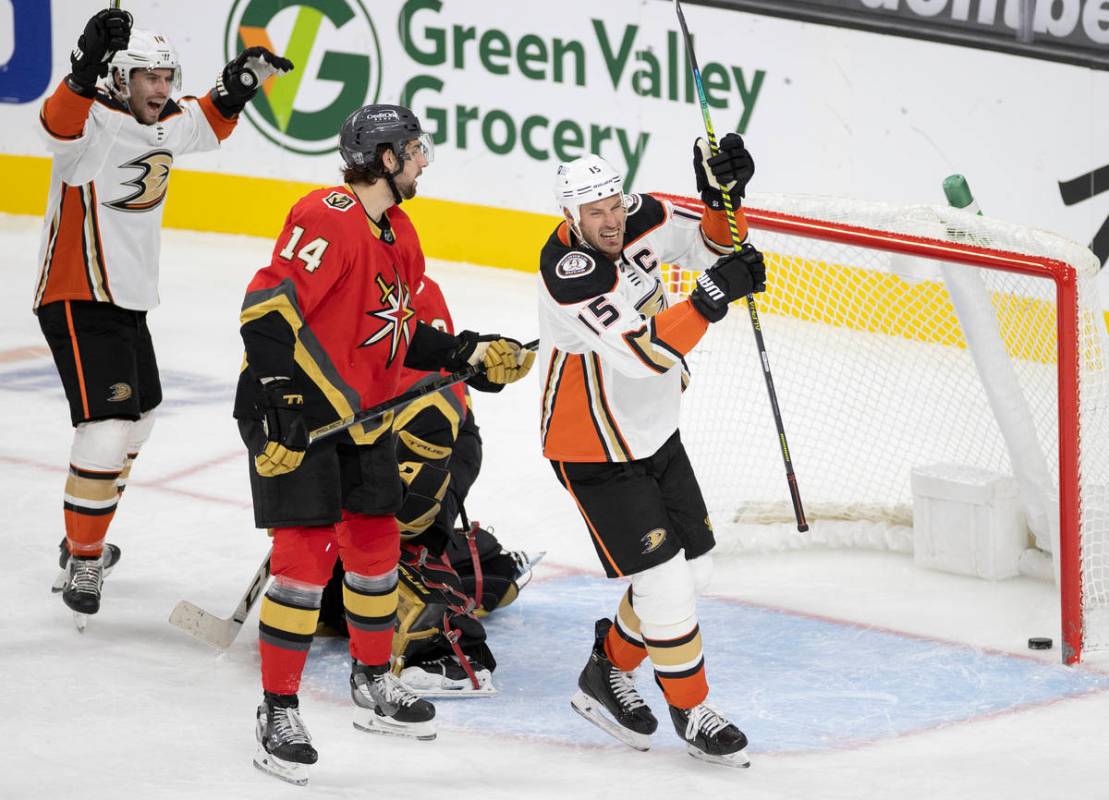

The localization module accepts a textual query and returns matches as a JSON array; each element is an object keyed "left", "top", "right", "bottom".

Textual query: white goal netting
[{"left": 666, "top": 192, "right": 1109, "bottom": 661}]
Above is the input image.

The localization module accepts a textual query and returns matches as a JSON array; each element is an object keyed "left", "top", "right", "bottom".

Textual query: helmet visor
[{"left": 400, "top": 133, "right": 435, "bottom": 165}]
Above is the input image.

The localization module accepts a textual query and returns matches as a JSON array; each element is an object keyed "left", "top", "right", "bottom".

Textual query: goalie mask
[
  {"left": 107, "top": 29, "right": 182, "bottom": 101},
  {"left": 554, "top": 154, "right": 626, "bottom": 236}
]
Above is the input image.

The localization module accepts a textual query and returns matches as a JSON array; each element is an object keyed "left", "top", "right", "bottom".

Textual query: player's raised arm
[{"left": 39, "top": 8, "right": 132, "bottom": 147}]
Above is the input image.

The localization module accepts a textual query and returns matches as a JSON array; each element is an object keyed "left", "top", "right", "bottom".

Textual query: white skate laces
[
  {"left": 68, "top": 558, "right": 103, "bottom": 595},
  {"left": 609, "top": 669, "right": 648, "bottom": 710},
  {"left": 684, "top": 703, "right": 730, "bottom": 740},
  {"left": 370, "top": 670, "right": 421, "bottom": 709},
  {"left": 269, "top": 705, "right": 312, "bottom": 748}
]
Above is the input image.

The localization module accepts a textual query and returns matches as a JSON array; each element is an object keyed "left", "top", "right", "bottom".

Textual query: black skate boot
[
  {"left": 570, "top": 618, "right": 658, "bottom": 751},
  {"left": 52, "top": 538, "right": 121, "bottom": 593},
  {"left": 61, "top": 555, "right": 104, "bottom": 631},
  {"left": 253, "top": 692, "right": 317, "bottom": 786},
  {"left": 669, "top": 702, "right": 750, "bottom": 768},
  {"left": 350, "top": 661, "right": 437, "bottom": 740}
]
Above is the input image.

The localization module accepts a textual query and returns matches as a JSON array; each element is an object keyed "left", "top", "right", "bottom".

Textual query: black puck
[{"left": 1028, "top": 637, "right": 1053, "bottom": 650}]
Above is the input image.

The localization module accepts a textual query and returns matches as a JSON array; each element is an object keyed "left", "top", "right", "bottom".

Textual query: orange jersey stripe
[
  {"left": 198, "top": 93, "right": 237, "bottom": 141},
  {"left": 542, "top": 354, "right": 609, "bottom": 461},
  {"left": 653, "top": 300, "right": 709, "bottom": 356},
  {"left": 38, "top": 184, "right": 110, "bottom": 307},
  {"left": 64, "top": 300, "right": 91, "bottom": 420},
  {"left": 40, "top": 80, "right": 94, "bottom": 139}
]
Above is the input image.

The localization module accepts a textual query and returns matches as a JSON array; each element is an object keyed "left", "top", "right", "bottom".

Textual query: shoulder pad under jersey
[
  {"left": 539, "top": 225, "right": 618, "bottom": 304},
  {"left": 623, "top": 193, "right": 667, "bottom": 242}
]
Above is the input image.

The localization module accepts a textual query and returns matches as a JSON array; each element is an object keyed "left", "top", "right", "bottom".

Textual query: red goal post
[{"left": 655, "top": 192, "right": 1108, "bottom": 665}]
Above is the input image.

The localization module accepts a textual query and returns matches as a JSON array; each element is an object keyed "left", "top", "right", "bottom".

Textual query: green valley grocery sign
[{"left": 224, "top": 0, "right": 382, "bottom": 155}]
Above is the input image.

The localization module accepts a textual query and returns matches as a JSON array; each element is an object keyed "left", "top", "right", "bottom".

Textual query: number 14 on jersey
[{"left": 279, "top": 225, "right": 330, "bottom": 273}]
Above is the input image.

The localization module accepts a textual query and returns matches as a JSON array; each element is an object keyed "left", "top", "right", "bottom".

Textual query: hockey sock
[
  {"left": 343, "top": 569, "right": 399, "bottom": 667},
  {"left": 604, "top": 586, "right": 648, "bottom": 672},
  {"left": 116, "top": 410, "right": 155, "bottom": 498},
  {"left": 642, "top": 616, "right": 708, "bottom": 710},
  {"left": 259, "top": 578, "right": 323, "bottom": 695},
  {"left": 64, "top": 419, "right": 131, "bottom": 557}
]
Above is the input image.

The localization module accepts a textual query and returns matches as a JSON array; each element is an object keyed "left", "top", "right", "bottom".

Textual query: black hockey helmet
[{"left": 339, "top": 104, "right": 433, "bottom": 169}]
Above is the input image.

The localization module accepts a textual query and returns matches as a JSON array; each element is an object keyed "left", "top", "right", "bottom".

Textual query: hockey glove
[
  {"left": 693, "top": 133, "right": 755, "bottom": 211},
  {"left": 689, "top": 244, "right": 767, "bottom": 323},
  {"left": 254, "top": 378, "right": 308, "bottom": 477},
  {"left": 453, "top": 333, "right": 536, "bottom": 385},
  {"left": 214, "top": 47, "right": 295, "bottom": 115},
  {"left": 69, "top": 8, "right": 133, "bottom": 92}
]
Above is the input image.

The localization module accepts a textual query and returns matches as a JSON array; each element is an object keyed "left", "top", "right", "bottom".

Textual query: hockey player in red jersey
[
  {"left": 34, "top": 7, "right": 293, "bottom": 628},
  {"left": 235, "top": 104, "right": 534, "bottom": 786},
  {"left": 538, "top": 137, "right": 764, "bottom": 767},
  {"left": 315, "top": 272, "right": 543, "bottom": 697}
]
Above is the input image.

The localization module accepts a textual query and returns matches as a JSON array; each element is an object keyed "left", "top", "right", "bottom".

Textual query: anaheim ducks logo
[
  {"left": 107, "top": 382, "right": 133, "bottom": 402},
  {"left": 641, "top": 527, "right": 667, "bottom": 555},
  {"left": 106, "top": 150, "right": 174, "bottom": 212}
]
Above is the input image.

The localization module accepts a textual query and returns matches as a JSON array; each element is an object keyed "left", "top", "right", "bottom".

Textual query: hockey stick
[
  {"left": 308, "top": 338, "right": 539, "bottom": 445},
  {"left": 169, "top": 550, "right": 271, "bottom": 650},
  {"left": 673, "top": 0, "right": 807, "bottom": 532},
  {"left": 169, "top": 338, "right": 538, "bottom": 649}
]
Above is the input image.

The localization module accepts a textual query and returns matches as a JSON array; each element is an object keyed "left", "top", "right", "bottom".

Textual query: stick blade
[{"left": 169, "top": 600, "right": 239, "bottom": 650}]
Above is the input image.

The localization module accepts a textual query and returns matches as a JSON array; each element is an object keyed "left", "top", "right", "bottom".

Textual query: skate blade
[
  {"left": 686, "top": 743, "right": 751, "bottom": 769},
  {"left": 570, "top": 690, "right": 651, "bottom": 752},
  {"left": 399, "top": 670, "right": 497, "bottom": 698},
  {"left": 402, "top": 683, "right": 497, "bottom": 698},
  {"left": 353, "top": 710, "right": 436, "bottom": 741},
  {"left": 253, "top": 750, "right": 309, "bottom": 786},
  {"left": 73, "top": 612, "right": 88, "bottom": 632}
]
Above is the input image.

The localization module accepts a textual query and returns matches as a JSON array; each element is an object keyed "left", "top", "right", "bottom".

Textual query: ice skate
[
  {"left": 505, "top": 549, "right": 545, "bottom": 590},
  {"left": 52, "top": 539, "right": 121, "bottom": 593},
  {"left": 351, "top": 661, "right": 437, "bottom": 740},
  {"left": 669, "top": 702, "right": 750, "bottom": 768},
  {"left": 570, "top": 618, "right": 657, "bottom": 751},
  {"left": 398, "top": 654, "right": 497, "bottom": 697},
  {"left": 60, "top": 555, "right": 104, "bottom": 631},
  {"left": 253, "top": 692, "right": 317, "bottom": 786}
]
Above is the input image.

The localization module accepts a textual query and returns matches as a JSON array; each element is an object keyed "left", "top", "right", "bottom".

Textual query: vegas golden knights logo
[
  {"left": 641, "top": 527, "right": 667, "bottom": 554},
  {"left": 107, "top": 150, "right": 174, "bottom": 212}
]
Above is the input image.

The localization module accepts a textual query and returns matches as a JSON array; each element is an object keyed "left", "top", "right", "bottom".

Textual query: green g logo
[{"left": 225, "top": 0, "right": 382, "bottom": 155}]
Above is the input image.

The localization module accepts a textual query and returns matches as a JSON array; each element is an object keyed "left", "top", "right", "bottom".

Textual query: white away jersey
[
  {"left": 538, "top": 192, "right": 742, "bottom": 463},
  {"left": 33, "top": 81, "right": 235, "bottom": 312}
]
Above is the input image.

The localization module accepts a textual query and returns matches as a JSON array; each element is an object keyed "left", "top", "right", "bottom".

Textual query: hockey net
[{"left": 659, "top": 192, "right": 1109, "bottom": 664}]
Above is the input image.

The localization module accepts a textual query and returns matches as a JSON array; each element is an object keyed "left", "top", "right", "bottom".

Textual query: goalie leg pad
[
  {"left": 64, "top": 418, "right": 132, "bottom": 556},
  {"left": 396, "top": 461, "right": 451, "bottom": 537}
]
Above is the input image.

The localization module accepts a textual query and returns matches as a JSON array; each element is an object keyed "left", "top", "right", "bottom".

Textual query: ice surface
[{"left": 4, "top": 214, "right": 1109, "bottom": 799}]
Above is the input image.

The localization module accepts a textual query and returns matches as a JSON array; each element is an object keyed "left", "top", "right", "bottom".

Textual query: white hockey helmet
[
  {"left": 107, "top": 29, "right": 182, "bottom": 101},
  {"left": 554, "top": 154, "right": 625, "bottom": 227}
]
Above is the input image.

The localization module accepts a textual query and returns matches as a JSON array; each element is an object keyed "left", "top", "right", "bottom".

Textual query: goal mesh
[{"left": 661, "top": 192, "right": 1109, "bottom": 662}]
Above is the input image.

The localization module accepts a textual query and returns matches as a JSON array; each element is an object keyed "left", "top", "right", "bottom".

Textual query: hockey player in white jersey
[
  {"left": 538, "top": 137, "right": 763, "bottom": 767},
  {"left": 33, "top": 8, "right": 293, "bottom": 628}
]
